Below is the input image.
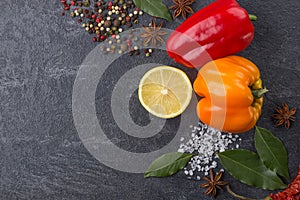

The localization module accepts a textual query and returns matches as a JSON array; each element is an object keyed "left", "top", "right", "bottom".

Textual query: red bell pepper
[{"left": 166, "top": 0, "right": 255, "bottom": 68}]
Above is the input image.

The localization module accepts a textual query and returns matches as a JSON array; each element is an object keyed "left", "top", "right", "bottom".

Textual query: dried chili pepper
[{"left": 269, "top": 165, "right": 300, "bottom": 200}]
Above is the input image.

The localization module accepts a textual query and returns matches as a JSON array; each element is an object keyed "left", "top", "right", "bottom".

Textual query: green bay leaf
[
  {"left": 144, "top": 152, "right": 193, "bottom": 178},
  {"left": 219, "top": 149, "right": 287, "bottom": 190},
  {"left": 254, "top": 126, "right": 290, "bottom": 180},
  {"left": 133, "top": 0, "right": 172, "bottom": 21}
]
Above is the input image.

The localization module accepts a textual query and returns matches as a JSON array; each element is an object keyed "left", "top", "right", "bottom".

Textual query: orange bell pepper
[{"left": 193, "top": 56, "right": 267, "bottom": 133}]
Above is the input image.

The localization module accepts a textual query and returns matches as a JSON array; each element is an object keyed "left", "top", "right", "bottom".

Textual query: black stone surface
[{"left": 1, "top": 0, "right": 299, "bottom": 199}]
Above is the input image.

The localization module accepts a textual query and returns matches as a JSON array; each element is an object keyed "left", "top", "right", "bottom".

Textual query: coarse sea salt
[{"left": 178, "top": 122, "right": 242, "bottom": 179}]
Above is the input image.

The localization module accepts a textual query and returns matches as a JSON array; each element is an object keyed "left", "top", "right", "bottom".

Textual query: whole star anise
[
  {"left": 200, "top": 169, "right": 228, "bottom": 198},
  {"left": 169, "top": 0, "right": 195, "bottom": 19},
  {"left": 140, "top": 20, "right": 167, "bottom": 47},
  {"left": 273, "top": 102, "right": 296, "bottom": 129}
]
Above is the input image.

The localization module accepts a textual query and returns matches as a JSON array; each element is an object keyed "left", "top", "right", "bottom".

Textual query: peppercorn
[
  {"left": 135, "top": 49, "right": 140, "bottom": 55},
  {"left": 127, "top": 0, "right": 133, "bottom": 7},
  {"left": 104, "top": 20, "right": 111, "bottom": 27},
  {"left": 70, "top": 12, "right": 75, "bottom": 17},
  {"left": 100, "top": 35, "right": 106, "bottom": 41},
  {"left": 125, "top": 16, "right": 131, "bottom": 22},
  {"left": 64, "top": 6, "right": 70, "bottom": 10},
  {"left": 120, "top": 44, "right": 127, "bottom": 51},
  {"left": 113, "top": 19, "right": 121, "bottom": 27},
  {"left": 129, "top": 50, "right": 134, "bottom": 56},
  {"left": 83, "top": 1, "right": 90, "bottom": 7}
]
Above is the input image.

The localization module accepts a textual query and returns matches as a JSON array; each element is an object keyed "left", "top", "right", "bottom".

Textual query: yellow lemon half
[{"left": 138, "top": 66, "right": 192, "bottom": 119}]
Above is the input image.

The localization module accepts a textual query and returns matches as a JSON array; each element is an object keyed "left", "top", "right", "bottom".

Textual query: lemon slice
[{"left": 138, "top": 66, "right": 192, "bottom": 119}]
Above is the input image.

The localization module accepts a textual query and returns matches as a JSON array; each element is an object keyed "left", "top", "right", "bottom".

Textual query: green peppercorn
[
  {"left": 70, "top": 12, "right": 75, "bottom": 17},
  {"left": 112, "top": 26, "right": 117, "bottom": 31},
  {"left": 78, "top": 8, "right": 83, "bottom": 14}
]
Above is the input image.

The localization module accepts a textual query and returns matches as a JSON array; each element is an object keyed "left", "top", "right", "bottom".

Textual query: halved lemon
[{"left": 138, "top": 66, "right": 193, "bottom": 119}]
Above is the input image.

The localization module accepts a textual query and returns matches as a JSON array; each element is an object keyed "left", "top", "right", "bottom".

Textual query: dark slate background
[{"left": 1, "top": 0, "right": 299, "bottom": 199}]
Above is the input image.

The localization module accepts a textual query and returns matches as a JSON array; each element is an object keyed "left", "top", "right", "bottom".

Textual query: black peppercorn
[
  {"left": 104, "top": 20, "right": 111, "bottom": 27},
  {"left": 113, "top": 19, "right": 121, "bottom": 27}
]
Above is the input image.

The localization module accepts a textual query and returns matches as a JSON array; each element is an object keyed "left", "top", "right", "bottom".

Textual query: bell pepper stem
[
  {"left": 249, "top": 14, "right": 257, "bottom": 21},
  {"left": 252, "top": 87, "right": 269, "bottom": 99}
]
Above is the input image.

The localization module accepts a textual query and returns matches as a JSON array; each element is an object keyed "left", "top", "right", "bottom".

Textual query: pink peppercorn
[
  {"left": 100, "top": 35, "right": 106, "bottom": 41},
  {"left": 95, "top": 18, "right": 101, "bottom": 23},
  {"left": 125, "top": 16, "right": 131, "bottom": 22}
]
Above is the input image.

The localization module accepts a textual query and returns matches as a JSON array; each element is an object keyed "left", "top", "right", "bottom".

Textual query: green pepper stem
[
  {"left": 226, "top": 185, "right": 262, "bottom": 200},
  {"left": 249, "top": 14, "right": 258, "bottom": 21},
  {"left": 252, "top": 88, "right": 269, "bottom": 99}
]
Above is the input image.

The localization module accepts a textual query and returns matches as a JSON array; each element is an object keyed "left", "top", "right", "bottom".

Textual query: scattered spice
[
  {"left": 169, "top": 0, "right": 195, "bottom": 19},
  {"left": 273, "top": 102, "right": 296, "bottom": 129},
  {"left": 140, "top": 19, "right": 167, "bottom": 47},
  {"left": 60, "top": 0, "right": 144, "bottom": 42},
  {"left": 200, "top": 169, "right": 228, "bottom": 198}
]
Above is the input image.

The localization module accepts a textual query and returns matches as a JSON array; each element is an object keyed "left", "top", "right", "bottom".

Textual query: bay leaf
[
  {"left": 219, "top": 149, "right": 287, "bottom": 190},
  {"left": 144, "top": 152, "right": 193, "bottom": 178},
  {"left": 133, "top": 0, "right": 172, "bottom": 21},
  {"left": 254, "top": 126, "right": 290, "bottom": 180}
]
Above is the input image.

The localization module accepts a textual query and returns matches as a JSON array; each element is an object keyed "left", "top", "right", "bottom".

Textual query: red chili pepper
[
  {"left": 270, "top": 165, "right": 300, "bottom": 200},
  {"left": 166, "top": 0, "right": 255, "bottom": 68}
]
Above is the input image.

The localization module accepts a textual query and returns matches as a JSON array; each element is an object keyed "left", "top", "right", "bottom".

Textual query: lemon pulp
[{"left": 138, "top": 66, "right": 192, "bottom": 119}]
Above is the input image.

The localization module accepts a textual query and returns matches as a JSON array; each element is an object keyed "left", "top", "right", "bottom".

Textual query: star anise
[
  {"left": 169, "top": 0, "right": 195, "bottom": 19},
  {"left": 140, "top": 20, "right": 167, "bottom": 47},
  {"left": 200, "top": 169, "right": 228, "bottom": 198},
  {"left": 273, "top": 102, "right": 296, "bottom": 129}
]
